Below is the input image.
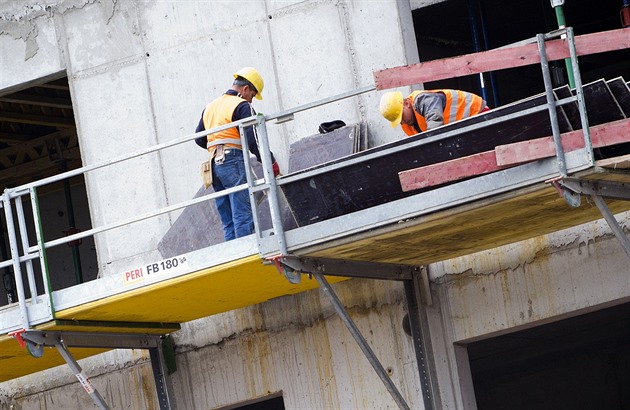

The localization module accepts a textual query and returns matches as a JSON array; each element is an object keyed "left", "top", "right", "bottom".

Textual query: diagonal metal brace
[
  {"left": 278, "top": 256, "right": 419, "bottom": 281},
  {"left": 21, "top": 331, "right": 114, "bottom": 410},
  {"left": 556, "top": 177, "right": 630, "bottom": 260},
  {"left": 314, "top": 273, "right": 411, "bottom": 410}
]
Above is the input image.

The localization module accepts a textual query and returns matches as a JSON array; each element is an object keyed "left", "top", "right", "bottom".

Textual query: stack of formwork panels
[{"left": 281, "top": 78, "right": 630, "bottom": 227}]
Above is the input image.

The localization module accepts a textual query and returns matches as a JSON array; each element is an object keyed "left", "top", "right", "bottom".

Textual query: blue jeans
[{"left": 212, "top": 149, "right": 253, "bottom": 241}]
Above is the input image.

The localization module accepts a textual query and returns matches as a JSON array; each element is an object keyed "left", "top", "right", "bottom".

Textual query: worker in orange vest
[
  {"left": 379, "top": 89, "right": 488, "bottom": 136},
  {"left": 194, "top": 67, "right": 280, "bottom": 241}
]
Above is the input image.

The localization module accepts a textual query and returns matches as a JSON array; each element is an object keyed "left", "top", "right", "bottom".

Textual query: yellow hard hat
[
  {"left": 234, "top": 67, "right": 264, "bottom": 100},
  {"left": 379, "top": 91, "right": 404, "bottom": 128}
]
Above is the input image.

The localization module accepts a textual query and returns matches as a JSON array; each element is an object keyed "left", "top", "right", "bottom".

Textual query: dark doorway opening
[
  {"left": 412, "top": 0, "right": 630, "bottom": 107},
  {"left": 467, "top": 303, "right": 630, "bottom": 409},
  {"left": 221, "top": 393, "right": 285, "bottom": 410},
  {"left": 0, "top": 75, "right": 97, "bottom": 306}
]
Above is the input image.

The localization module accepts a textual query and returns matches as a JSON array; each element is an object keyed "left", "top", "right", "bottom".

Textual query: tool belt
[
  {"left": 200, "top": 138, "right": 242, "bottom": 189},
  {"left": 200, "top": 145, "right": 222, "bottom": 189}
]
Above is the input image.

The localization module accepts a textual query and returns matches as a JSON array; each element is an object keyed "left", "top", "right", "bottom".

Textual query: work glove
[{"left": 272, "top": 161, "right": 281, "bottom": 177}]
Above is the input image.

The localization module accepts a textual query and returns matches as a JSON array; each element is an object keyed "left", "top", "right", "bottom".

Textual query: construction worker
[
  {"left": 379, "top": 89, "right": 488, "bottom": 136},
  {"left": 194, "top": 67, "right": 280, "bottom": 241}
]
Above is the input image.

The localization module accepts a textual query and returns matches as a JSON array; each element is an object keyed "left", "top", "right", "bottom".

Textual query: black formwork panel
[
  {"left": 583, "top": 78, "right": 630, "bottom": 160},
  {"left": 607, "top": 77, "right": 630, "bottom": 117},
  {"left": 554, "top": 78, "right": 628, "bottom": 128},
  {"left": 282, "top": 92, "right": 574, "bottom": 227},
  {"left": 553, "top": 85, "right": 581, "bottom": 129},
  {"left": 582, "top": 79, "right": 626, "bottom": 126}
]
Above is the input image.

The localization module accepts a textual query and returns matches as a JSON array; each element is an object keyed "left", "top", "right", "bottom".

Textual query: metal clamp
[
  {"left": 267, "top": 255, "right": 302, "bottom": 284},
  {"left": 547, "top": 176, "right": 581, "bottom": 208}
]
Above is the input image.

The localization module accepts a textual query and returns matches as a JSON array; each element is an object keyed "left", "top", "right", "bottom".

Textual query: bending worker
[
  {"left": 379, "top": 89, "right": 488, "bottom": 136},
  {"left": 194, "top": 67, "right": 280, "bottom": 241}
]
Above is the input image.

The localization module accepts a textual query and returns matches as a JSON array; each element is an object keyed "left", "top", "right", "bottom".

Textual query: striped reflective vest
[
  {"left": 401, "top": 89, "right": 485, "bottom": 136},
  {"left": 202, "top": 93, "right": 247, "bottom": 150}
]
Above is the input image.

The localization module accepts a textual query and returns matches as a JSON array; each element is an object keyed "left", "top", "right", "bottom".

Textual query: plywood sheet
[
  {"left": 304, "top": 168, "right": 630, "bottom": 266},
  {"left": 55, "top": 255, "right": 347, "bottom": 324}
]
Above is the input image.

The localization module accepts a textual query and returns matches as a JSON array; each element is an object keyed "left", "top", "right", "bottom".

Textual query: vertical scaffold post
[
  {"left": 537, "top": 33, "right": 567, "bottom": 177},
  {"left": 14, "top": 194, "right": 40, "bottom": 305},
  {"left": 404, "top": 275, "right": 437, "bottom": 410},
  {"left": 566, "top": 27, "right": 593, "bottom": 163},
  {"left": 29, "top": 186, "right": 54, "bottom": 316},
  {"left": 255, "top": 115, "right": 289, "bottom": 256},
  {"left": 149, "top": 345, "right": 173, "bottom": 410},
  {"left": 2, "top": 191, "right": 30, "bottom": 330}
]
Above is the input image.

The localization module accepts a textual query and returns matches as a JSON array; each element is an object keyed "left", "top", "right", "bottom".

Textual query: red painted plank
[
  {"left": 398, "top": 119, "right": 630, "bottom": 192},
  {"left": 495, "top": 118, "right": 630, "bottom": 166},
  {"left": 399, "top": 151, "right": 507, "bottom": 192},
  {"left": 375, "top": 28, "right": 630, "bottom": 90}
]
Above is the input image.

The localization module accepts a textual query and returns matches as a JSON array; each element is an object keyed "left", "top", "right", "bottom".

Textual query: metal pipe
[
  {"left": 478, "top": 0, "right": 500, "bottom": 106},
  {"left": 537, "top": 33, "right": 567, "bottom": 177},
  {"left": 466, "top": 0, "right": 488, "bottom": 102},
  {"left": 255, "top": 115, "right": 288, "bottom": 255},
  {"left": 55, "top": 340, "right": 109, "bottom": 409},
  {"left": 591, "top": 194, "right": 630, "bottom": 260},
  {"left": 237, "top": 121, "right": 263, "bottom": 238},
  {"left": 2, "top": 193, "right": 30, "bottom": 329},
  {"left": 313, "top": 273, "right": 411, "bottom": 410},
  {"left": 7, "top": 86, "right": 374, "bottom": 198},
  {"left": 566, "top": 27, "right": 593, "bottom": 164},
  {"left": 550, "top": 0, "right": 576, "bottom": 88},
  {"left": 14, "top": 196, "right": 39, "bottom": 302},
  {"left": 29, "top": 181, "right": 254, "bottom": 252},
  {"left": 60, "top": 162, "right": 83, "bottom": 284},
  {"left": 29, "top": 187, "right": 54, "bottom": 314},
  {"left": 0, "top": 214, "right": 17, "bottom": 303}
]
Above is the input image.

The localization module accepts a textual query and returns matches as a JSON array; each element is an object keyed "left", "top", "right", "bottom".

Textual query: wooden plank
[
  {"left": 399, "top": 151, "right": 508, "bottom": 192},
  {"left": 495, "top": 118, "right": 630, "bottom": 166},
  {"left": 596, "top": 154, "right": 630, "bottom": 169},
  {"left": 306, "top": 169, "right": 630, "bottom": 266},
  {"left": 374, "top": 28, "right": 630, "bottom": 90},
  {"left": 399, "top": 118, "right": 630, "bottom": 192}
]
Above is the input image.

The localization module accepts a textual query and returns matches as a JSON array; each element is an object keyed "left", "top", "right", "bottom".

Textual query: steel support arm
[
  {"left": 22, "top": 331, "right": 171, "bottom": 410},
  {"left": 275, "top": 255, "right": 419, "bottom": 281}
]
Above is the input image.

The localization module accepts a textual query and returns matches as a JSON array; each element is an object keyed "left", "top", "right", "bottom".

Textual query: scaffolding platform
[
  {"left": 0, "top": 247, "right": 347, "bottom": 382},
  {"left": 1, "top": 27, "right": 629, "bottom": 410}
]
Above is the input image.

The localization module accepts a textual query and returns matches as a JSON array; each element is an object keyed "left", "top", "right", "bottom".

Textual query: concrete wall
[
  {"left": 425, "top": 214, "right": 630, "bottom": 409},
  {"left": 3, "top": 212, "right": 629, "bottom": 409},
  {"left": 3, "top": 1, "right": 630, "bottom": 409},
  {"left": 0, "top": 0, "right": 415, "bottom": 277},
  {"left": 1, "top": 278, "right": 424, "bottom": 409}
]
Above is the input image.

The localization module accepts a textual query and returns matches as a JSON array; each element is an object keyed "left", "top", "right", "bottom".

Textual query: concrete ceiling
[{"left": 0, "top": 77, "right": 81, "bottom": 190}]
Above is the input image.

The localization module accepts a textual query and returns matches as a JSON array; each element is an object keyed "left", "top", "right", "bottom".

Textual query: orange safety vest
[
  {"left": 401, "top": 89, "right": 485, "bottom": 137},
  {"left": 202, "top": 93, "right": 247, "bottom": 150}
]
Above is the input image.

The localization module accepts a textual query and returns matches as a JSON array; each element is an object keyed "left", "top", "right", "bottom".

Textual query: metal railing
[{"left": 0, "top": 27, "right": 593, "bottom": 334}]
